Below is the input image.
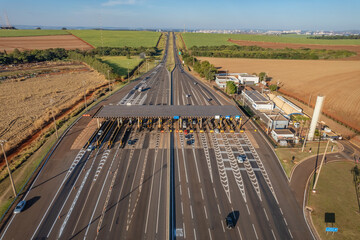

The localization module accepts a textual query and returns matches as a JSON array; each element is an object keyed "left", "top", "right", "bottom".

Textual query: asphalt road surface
[{"left": 0, "top": 32, "right": 314, "bottom": 240}]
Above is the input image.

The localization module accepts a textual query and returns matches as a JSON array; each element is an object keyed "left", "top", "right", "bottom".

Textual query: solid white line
[
  {"left": 183, "top": 222, "right": 186, "bottom": 239},
  {"left": 237, "top": 227, "right": 243, "bottom": 240},
  {"left": 263, "top": 208, "right": 269, "bottom": 221},
  {"left": 246, "top": 204, "right": 251, "bottom": 215},
  {"left": 208, "top": 228, "right": 213, "bottom": 240},
  {"left": 217, "top": 204, "right": 221, "bottom": 214},
  {"left": 204, "top": 206, "right": 208, "bottom": 219},
  {"left": 179, "top": 186, "right": 182, "bottom": 196},
  {"left": 181, "top": 202, "right": 184, "bottom": 215},
  {"left": 190, "top": 205, "right": 194, "bottom": 219},
  {"left": 213, "top": 187, "right": 217, "bottom": 198},
  {"left": 176, "top": 141, "right": 181, "bottom": 183},
  {"left": 271, "top": 229, "right": 277, "bottom": 240},
  {"left": 187, "top": 187, "right": 191, "bottom": 199},
  {"left": 279, "top": 208, "right": 283, "bottom": 215},
  {"left": 0, "top": 216, "right": 14, "bottom": 240},
  {"left": 284, "top": 217, "right": 288, "bottom": 226},
  {"left": 252, "top": 224, "right": 259, "bottom": 240},
  {"left": 288, "top": 229, "right": 293, "bottom": 239},
  {"left": 156, "top": 149, "right": 165, "bottom": 233}
]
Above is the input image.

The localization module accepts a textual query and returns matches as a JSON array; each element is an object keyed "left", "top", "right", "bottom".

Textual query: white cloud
[{"left": 102, "top": 0, "right": 137, "bottom": 6}]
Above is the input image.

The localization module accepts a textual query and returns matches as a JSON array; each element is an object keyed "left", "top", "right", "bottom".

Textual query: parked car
[{"left": 14, "top": 200, "right": 26, "bottom": 214}]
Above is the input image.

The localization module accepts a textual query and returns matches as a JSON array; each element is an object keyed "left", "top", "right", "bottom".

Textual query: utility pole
[
  {"left": 0, "top": 140, "right": 17, "bottom": 197},
  {"left": 107, "top": 70, "right": 111, "bottom": 91},
  {"left": 127, "top": 63, "right": 130, "bottom": 82},
  {"left": 312, "top": 139, "right": 330, "bottom": 192},
  {"left": 83, "top": 81, "right": 87, "bottom": 110}
]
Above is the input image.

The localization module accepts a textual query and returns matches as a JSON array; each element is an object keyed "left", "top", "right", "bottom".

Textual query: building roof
[
  {"left": 244, "top": 90, "right": 269, "bottom": 103},
  {"left": 272, "top": 129, "right": 294, "bottom": 135},
  {"left": 93, "top": 105, "right": 242, "bottom": 119}
]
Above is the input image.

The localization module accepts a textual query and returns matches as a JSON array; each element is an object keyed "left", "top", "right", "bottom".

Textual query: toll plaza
[{"left": 93, "top": 105, "right": 244, "bottom": 133}]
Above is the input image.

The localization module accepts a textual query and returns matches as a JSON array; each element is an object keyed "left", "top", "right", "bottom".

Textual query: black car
[
  {"left": 128, "top": 140, "right": 134, "bottom": 145},
  {"left": 186, "top": 139, "right": 195, "bottom": 145},
  {"left": 225, "top": 216, "right": 235, "bottom": 229}
]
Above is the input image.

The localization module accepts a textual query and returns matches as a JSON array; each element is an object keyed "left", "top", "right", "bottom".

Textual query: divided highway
[{"left": 0, "top": 32, "right": 314, "bottom": 240}]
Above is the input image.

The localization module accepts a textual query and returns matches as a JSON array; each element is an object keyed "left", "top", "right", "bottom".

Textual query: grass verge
[
  {"left": 275, "top": 141, "right": 339, "bottom": 178},
  {"left": 166, "top": 33, "right": 175, "bottom": 71},
  {"left": 307, "top": 161, "right": 360, "bottom": 240},
  {"left": 101, "top": 56, "right": 143, "bottom": 77}
]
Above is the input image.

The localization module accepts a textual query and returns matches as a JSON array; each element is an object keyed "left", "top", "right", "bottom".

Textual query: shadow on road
[{"left": 24, "top": 196, "right": 40, "bottom": 211}]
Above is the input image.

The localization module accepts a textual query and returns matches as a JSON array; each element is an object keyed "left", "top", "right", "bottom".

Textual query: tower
[{"left": 307, "top": 95, "right": 325, "bottom": 141}]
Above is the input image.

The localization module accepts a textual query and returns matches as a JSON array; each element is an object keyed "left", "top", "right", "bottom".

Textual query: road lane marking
[
  {"left": 200, "top": 188, "right": 204, "bottom": 200},
  {"left": 252, "top": 224, "right": 259, "bottom": 240},
  {"left": 193, "top": 228, "right": 197, "bottom": 240},
  {"left": 187, "top": 187, "right": 191, "bottom": 199},
  {"left": 271, "top": 229, "right": 277, "bottom": 240},
  {"left": 284, "top": 217, "right": 288, "bottom": 226},
  {"left": 213, "top": 187, "right": 218, "bottom": 198},
  {"left": 208, "top": 228, "right": 213, "bottom": 240},
  {"left": 181, "top": 202, "right": 184, "bottom": 215},
  {"left": 221, "top": 221, "right": 225, "bottom": 232},
  {"left": 156, "top": 148, "right": 165, "bottom": 234},
  {"left": 0, "top": 216, "right": 15, "bottom": 240},
  {"left": 263, "top": 208, "right": 269, "bottom": 221},
  {"left": 246, "top": 204, "right": 251, "bottom": 215},
  {"left": 288, "top": 229, "right": 293, "bottom": 239},
  {"left": 204, "top": 206, "right": 208, "bottom": 219},
  {"left": 190, "top": 205, "right": 194, "bottom": 219},
  {"left": 217, "top": 204, "right": 221, "bottom": 214},
  {"left": 237, "top": 227, "right": 243, "bottom": 240}
]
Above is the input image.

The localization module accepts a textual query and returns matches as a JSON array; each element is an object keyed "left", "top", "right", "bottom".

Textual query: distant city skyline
[{"left": 1, "top": 0, "right": 359, "bottom": 31}]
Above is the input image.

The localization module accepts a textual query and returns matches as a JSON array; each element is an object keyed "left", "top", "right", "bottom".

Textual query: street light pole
[
  {"left": 312, "top": 139, "right": 330, "bottom": 192},
  {"left": 0, "top": 140, "right": 17, "bottom": 197},
  {"left": 50, "top": 99, "right": 58, "bottom": 139}
]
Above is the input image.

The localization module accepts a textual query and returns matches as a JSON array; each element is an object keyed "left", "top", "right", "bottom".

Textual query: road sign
[
  {"left": 326, "top": 227, "right": 338, "bottom": 232},
  {"left": 215, "top": 115, "right": 220, "bottom": 120},
  {"left": 173, "top": 116, "right": 180, "bottom": 120},
  {"left": 235, "top": 115, "right": 240, "bottom": 119},
  {"left": 225, "top": 115, "right": 230, "bottom": 119},
  {"left": 179, "top": 51, "right": 181, "bottom": 55}
]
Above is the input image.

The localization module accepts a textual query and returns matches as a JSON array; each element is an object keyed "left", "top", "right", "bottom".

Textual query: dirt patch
[
  {"left": 0, "top": 35, "right": 93, "bottom": 52},
  {"left": 0, "top": 62, "right": 108, "bottom": 163},
  {"left": 199, "top": 57, "right": 360, "bottom": 135},
  {"left": 228, "top": 39, "right": 360, "bottom": 61}
]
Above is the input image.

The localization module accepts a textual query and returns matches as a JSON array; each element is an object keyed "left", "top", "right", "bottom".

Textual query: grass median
[{"left": 307, "top": 161, "right": 359, "bottom": 240}]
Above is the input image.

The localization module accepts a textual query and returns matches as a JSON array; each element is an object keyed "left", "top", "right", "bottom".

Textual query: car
[
  {"left": 87, "top": 144, "right": 94, "bottom": 152},
  {"left": 128, "top": 140, "right": 134, "bottom": 145},
  {"left": 14, "top": 200, "right": 26, "bottom": 214},
  {"left": 237, "top": 154, "right": 247, "bottom": 163},
  {"left": 225, "top": 216, "right": 235, "bottom": 229},
  {"left": 193, "top": 82, "right": 198, "bottom": 85},
  {"left": 98, "top": 130, "right": 103, "bottom": 136},
  {"left": 187, "top": 139, "right": 195, "bottom": 145},
  {"left": 185, "top": 134, "right": 192, "bottom": 139},
  {"left": 184, "top": 129, "right": 188, "bottom": 135},
  {"left": 192, "top": 119, "right": 197, "bottom": 125},
  {"left": 207, "top": 98, "right": 212, "bottom": 102},
  {"left": 214, "top": 128, "right": 220, "bottom": 133},
  {"left": 186, "top": 94, "right": 190, "bottom": 97}
]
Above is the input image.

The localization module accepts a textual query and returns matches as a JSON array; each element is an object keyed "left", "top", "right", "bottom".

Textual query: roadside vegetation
[
  {"left": 275, "top": 141, "right": 339, "bottom": 177},
  {"left": 101, "top": 56, "right": 143, "bottom": 78},
  {"left": 182, "top": 32, "right": 360, "bottom": 47},
  {"left": 308, "top": 161, "right": 360, "bottom": 240},
  {"left": 181, "top": 52, "right": 217, "bottom": 81},
  {"left": 166, "top": 33, "right": 175, "bottom": 71},
  {"left": 70, "top": 30, "right": 161, "bottom": 48},
  {"left": 308, "top": 35, "right": 360, "bottom": 40},
  {"left": 0, "top": 29, "right": 69, "bottom": 37},
  {"left": 189, "top": 45, "right": 355, "bottom": 60}
]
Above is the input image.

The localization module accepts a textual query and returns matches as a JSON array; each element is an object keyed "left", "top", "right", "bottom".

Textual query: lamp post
[{"left": 0, "top": 140, "right": 17, "bottom": 197}]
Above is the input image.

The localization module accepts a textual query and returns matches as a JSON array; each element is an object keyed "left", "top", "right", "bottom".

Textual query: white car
[{"left": 14, "top": 200, "right": 26, "bottom": 214}]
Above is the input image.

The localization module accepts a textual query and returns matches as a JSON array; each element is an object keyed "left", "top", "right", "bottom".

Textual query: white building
[
  {"left": 216, "top": 73, "right": 259, "bottom": 85},
  {"left": 215, "top": 75, "right": 239, "bottom": 88},
  {"left": 242, "top": 90, "right": 274, "bottom": 110}
]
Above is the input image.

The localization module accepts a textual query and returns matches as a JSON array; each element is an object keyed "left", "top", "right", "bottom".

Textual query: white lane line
[
  {"left": 176, "top": 141, "right": 181, "bottom": 183},
  {"left": 208, "top": 228, "right": 213, "bottom": 240},
  {"left": 193, "top": 228, "right": 197, "bottom": 240},
  {"left": 156, "top": 149, "right": 165, "bottom": 233},
  {"left": 181, "top": 202, "right": 184, "bottom": 215},
  {"left": 252, "top": 224, "right": 259, "bottom": 240},
  {"left": 180, "top": 135, "right": 189, "bottom": 184},
  {"left": 246, "top": 204, "right": 251, "bottom": 215},
  {"left": 0, "top": 216, "right": 14, "bottom": 240},
  {"left": 284, "top": 217, "right": 288, "bottom": 226},
  {"left": 183, "top": 222, "right": 186, "bottom": 239},
  {"left": 204, "top": 206, "right": 208, "bottom": 219},
  {"left": 190, "top": 205, "right": 194, "bottom": 219},
  {"left": 187, "top": 187, "right": 191, "bottom": 199},
  {"left": 217, "top": 204, "right": 221, "bottom": 214},
  {"left": 200, "top": 188, "right": 204, "bottom": 200},
  {"left": 237, "top": 227, "right": 243, "bottom": 240},
  {"left": 263, "top": 208, "right": 269, "bottom": 221},
  {"left": 271, "top": 229, "right": 277, "bottom": 240},
  {"left": 288, "top": 229, "right": 293, "bottom": 239},
  {"left": 280, "top": 208, "right": 283, "bottom": 215},
  {"left": 221, "top": 220, "right": 225, "bottom": 232},
  {"left": 179, "top": 186, "right": 182, "bottom": 196},
  {"left": 213, "top": 187, "right": 217, "bottom": 198}
]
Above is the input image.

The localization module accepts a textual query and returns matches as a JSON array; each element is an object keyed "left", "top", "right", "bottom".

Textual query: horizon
[{"left": 1, "top": 0, "right": 359, "bottom": 31}]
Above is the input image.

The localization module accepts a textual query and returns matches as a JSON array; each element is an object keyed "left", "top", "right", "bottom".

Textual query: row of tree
[
  {"left": 0, "top": 48, "right": 68, "bottom": 64},
  {"left": 182, "top": 53, "right": 217, "bottom": 81},
  {"left": 88, "top": 46, "right": 158, "bottom": 57},
  {"left": 189, "top": 45, "right": 355, "bottom": 60},
  {"left": 308, "top": 35, "right": 360, "bottom": 40}
]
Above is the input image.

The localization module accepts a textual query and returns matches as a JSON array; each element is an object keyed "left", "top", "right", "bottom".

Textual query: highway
[{"left": 0, "top": 32, "right": 314, "bottom": 240}]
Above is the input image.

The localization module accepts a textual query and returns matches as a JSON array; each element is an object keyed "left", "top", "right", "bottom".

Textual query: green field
[
  {"left": 182, "top": 33, "right": 360, "bottom": 48},
  {"left": 0, "top": 29, "right": 69, "bottom": 37},
  {"left": 101, "top": 56, "right": 143, "bottom": 77},
  {"left": 70, "top": 30, "right": 161, "bottom": 48},
  {"left": 308, "top": 161, "right": 360, "bottom": 240}
]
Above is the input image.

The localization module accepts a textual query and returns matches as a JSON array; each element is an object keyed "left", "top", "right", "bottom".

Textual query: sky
[{"left": 1, "top": 0, "right": 359, "bottom": 31}]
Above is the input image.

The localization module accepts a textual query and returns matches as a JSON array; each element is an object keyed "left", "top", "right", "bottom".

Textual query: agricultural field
[
  {"left": 0, "top": 62, "right": 107, "bottom": 156},
  {"left": 70, "top": 30, "right": 161, "bottom": 48},
  {"left": 308, "top": 161, "right": 360, "bottom": 240},
  {"left": 0, "top": 29, "right": 69, "bottom": 37},
  {"left": 101, "top": 56, "right": 143, "bottom": 77},
  {"left": 182, "top": 33, "right": 360, "bottom": 48},
  {"left": 0, "top": 35, "right": 93, "bottom": 52},
  {"left": 199, "top": 57, "right": 360, "bottom": 133}
]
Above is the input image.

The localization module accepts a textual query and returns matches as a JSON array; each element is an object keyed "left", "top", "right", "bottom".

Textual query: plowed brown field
[
  {"left": 199, "top": 57, "right": 360, "bottom": 133},
  {"left": 229, "top": 39, "right": 360, "bottom": 60},
  {"left": 0, "top": 34, "right": 93, "bottom": 52}
]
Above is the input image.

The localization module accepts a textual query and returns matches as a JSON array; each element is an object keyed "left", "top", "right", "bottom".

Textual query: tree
[
  {"left": 62, "top": 27, "right": 67, "bottom": 30},
  {"left": 259, "top": 72, "right": 266, "bottom": 81},
  {"left": 269, "top": 84, "right": 278, "bottom": 91},
  {"left": 226, "top": 81, "right": 237, "bottom": 94}
]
